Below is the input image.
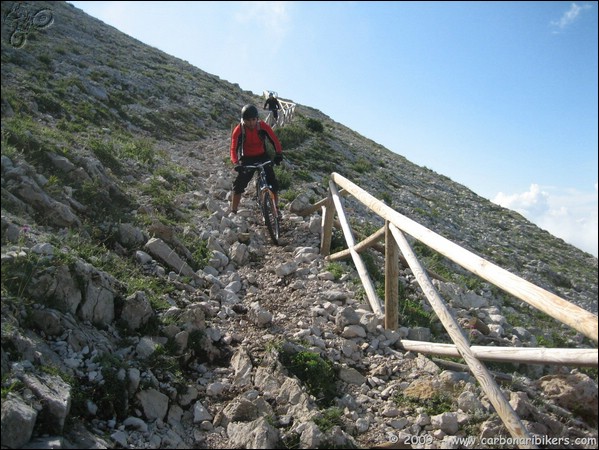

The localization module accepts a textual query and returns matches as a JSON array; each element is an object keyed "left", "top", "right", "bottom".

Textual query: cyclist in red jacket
[{"left": 230, "top": 104, "right": 283, "bottom": 215}]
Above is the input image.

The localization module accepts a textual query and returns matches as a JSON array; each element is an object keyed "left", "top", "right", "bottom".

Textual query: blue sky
[{"left": 68, "top": 1, "right": 598, "bottom": 257}]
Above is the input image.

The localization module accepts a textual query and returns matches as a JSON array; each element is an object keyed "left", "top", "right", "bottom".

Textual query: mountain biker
[
  {"left": 230, "top": 104, "right": 283, "bottom": 216},
  {"left": 263, "top": 92, "right": 281, "bottom": 125}
]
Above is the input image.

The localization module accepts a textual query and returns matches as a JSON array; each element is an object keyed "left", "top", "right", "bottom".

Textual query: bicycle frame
[{"left": 242, "top": 161, "right": 280, "bottom": 244}]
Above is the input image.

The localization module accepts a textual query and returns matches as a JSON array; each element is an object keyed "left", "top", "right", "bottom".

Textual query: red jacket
[{"left": 230, "top": 120, "right": 282, "bottom": 165}]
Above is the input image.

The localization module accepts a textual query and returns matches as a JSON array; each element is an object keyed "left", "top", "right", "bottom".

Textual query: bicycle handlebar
[{"left": 240, "top": 161, "right": 273, "bottom": 170}]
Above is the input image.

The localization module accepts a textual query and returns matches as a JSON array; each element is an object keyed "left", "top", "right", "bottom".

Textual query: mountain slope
[
  {"left": 2, "top": 1, "right": 596, "bottom": 308},
  {"left": 1, "top": 2, "right": 597, "bottom": 449}
]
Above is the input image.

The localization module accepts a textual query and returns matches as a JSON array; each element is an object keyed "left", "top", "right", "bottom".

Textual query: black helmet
[{"left": 241, "top": 104, "right": 258, "bottom": 120}]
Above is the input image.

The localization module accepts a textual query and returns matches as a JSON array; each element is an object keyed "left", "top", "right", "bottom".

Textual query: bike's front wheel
[{"left": 261, "top": 190, "right": 280, "bottom": 245}]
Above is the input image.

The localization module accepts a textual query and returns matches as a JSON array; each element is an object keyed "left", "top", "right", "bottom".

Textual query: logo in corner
[{"left": 3, "top": 2, "right": 54, "bottom": 48}]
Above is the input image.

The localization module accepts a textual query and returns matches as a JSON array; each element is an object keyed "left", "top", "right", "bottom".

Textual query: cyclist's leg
[
  {"left": 264, "top": 165, "right": 279, "bottom": 193},
  {"left": 231, "top": 169, "right": 254, "bottom": 213},
  {"left": 231, "top": 192, "right": 242, "bottom": 213}
]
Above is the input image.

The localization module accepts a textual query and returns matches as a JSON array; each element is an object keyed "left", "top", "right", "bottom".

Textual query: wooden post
[
  {"left": 320, "top": 195, "right": 335, "bottom": 257},
  {"left": 389, "top": 224, "right": 535, "bottom": 448},
  {"left": 385, "top": 221, "right": 399, "bottom": 330},
  {"left": 329, "top": 180, "right": 383, "bottom": 317}
]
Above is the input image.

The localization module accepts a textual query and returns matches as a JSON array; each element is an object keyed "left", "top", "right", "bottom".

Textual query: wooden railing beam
[
  {"left": 326, "top": 226, "right": 385, "bottom": 261},
  {"left": 329, "top": 180, "right": 383, "bottom": 317},
  {"left": 399, "top": 340, "right": 598, "bottom": 367},
  {"left": 298, "top": 189, "right": 347, "bottom": 217}
]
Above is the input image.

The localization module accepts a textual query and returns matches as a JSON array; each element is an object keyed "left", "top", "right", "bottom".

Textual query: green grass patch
[
  {"left": 394, "top": 391, "right": 455, "bottom": 416},
  {"left": 280, "top": 349, "right": 338, "bottom": 407}
]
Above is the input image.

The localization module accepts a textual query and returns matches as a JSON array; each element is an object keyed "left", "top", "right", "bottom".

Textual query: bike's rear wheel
[{"left": 261, "top": 190, "right": 280, "bottom": 245}]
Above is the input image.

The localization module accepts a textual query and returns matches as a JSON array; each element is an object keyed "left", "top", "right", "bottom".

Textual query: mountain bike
[{"left": 242, "top": 161, "right": 280, "bottom": 245}]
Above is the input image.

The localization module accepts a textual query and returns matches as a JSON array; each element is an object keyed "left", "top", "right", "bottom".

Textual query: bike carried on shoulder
[{"left": 242, "top": 161, "right": 281, "bottom": 245}]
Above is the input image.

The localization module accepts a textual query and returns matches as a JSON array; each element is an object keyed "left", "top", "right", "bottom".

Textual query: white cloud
[
  {"left": 493, "top": 183, "right": 598, "bottom": 257},
  {"left": 493, "top": 184, "right": 550, "bottom": 216},
  {"left": 233, "top": 2, "right": 290, "bottom": 50},
  {"left": 550, "top": 2, "right": 593, "bottom": 30}
]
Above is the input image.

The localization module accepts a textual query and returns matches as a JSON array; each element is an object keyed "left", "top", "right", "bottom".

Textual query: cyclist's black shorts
[{"left": 233, "top": 154, "right": 279, "bottom": 194}]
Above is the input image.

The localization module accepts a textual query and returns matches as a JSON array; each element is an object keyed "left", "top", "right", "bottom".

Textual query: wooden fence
[{"left": 299, "top": 171, "right": 598, "bottom": 449}]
